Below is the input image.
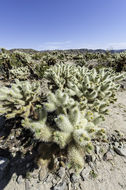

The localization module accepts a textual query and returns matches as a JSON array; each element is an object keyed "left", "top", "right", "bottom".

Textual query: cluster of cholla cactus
[
  {"left": 12, "top": 51, "right": 33, "bottom": 65},
  {"left": 44, "top": 63, "right": 79, "bottom": 90},
  {"left": 11, "top": 51, "right": 39, "bottom": 78},
  {"left": 0, "top": 56, "right": 125, "bottom": 172},
  {"left": 0, "top": 79, "right": 41, "bottom": 119},
  {"left": 0, "top": 52, "right": 11, "bottom": 78},
  {"left": 109, "top": 52, "right": 126, "bottom": 72},
  {"left": 45, "top": 64, "right": 125, "bottom": 124},
  {"left": 34, "top": 62, "right": 49, "bottom": 79},
  {"left": 22, "top": 89, "right": 106, "bottom": 172},
  {"left": 9, "top": 66, "right": 31, "bottom": 80},
  {"left": 0, "top": 51, "right": 34, "bottom": 79},
  {"left": 97, "top": 51, "right": 126, "bottom": 72}
]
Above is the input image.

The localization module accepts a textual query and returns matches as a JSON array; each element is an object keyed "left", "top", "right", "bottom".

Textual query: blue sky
[{"left": 0, "top": 0, "right": 126, "bottom": 50}]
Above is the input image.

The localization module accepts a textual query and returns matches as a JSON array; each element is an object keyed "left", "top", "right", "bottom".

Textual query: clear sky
[{"left": 0, "top": 0, "right": 126, "bottom": 50}]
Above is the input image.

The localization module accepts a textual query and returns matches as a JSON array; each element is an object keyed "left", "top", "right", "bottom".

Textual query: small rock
[
  {"left": 95, "top": 145, "right": 100, "bottom": 154},
  {"left": 114, "top": 147, "right": 126, "bottom": 156},
  {"left": 121, "top": 81, "right": 126, "bottom": 89},
  {"left": 17, "top": 175, "right": 24, "bottom": 184},
  {"left": 11, "top": 147, "right": 16, "bottom": 151},
  {"left": 12, "top": 152, "right": 16, "bottom": 157},
  {"left": 57, "top": 167, "right": 66, "bottom": 178},
  {"left": 52, "top": 178, "right": 57, "bottom": 185},
  {"left": 53, "top": 182, "right": 67, "bottom": 190},
  {"left": 70, "top": 173, "right": 79, "bottom": 183},
  {"left": 39, "top": 166, "right": 48, "bottom": 181},
  {"left": 46, "top": 173, "right": 53, "bottom": 183},
  {"left": 25, "top": 179, "right": 30, "bottom": 190},
  {"left": 88, "top": 162, "right": 95, "bottom": 169},
  {"left": 85, "top": 155, "right": 92, "bottom": 163},
  {"left": 10, "top": 136, "right": 14, "bottom": 140},
  {"left": 41, "top": 183, "right": 52, "bottom": 189},
  {"left": 26, "top": 163, "right": 30, "bottom": 168},
  {"left": 80, "top": 166, "right": 91, "bottom": 181},
  {"left": 52, "top": 175, "right": 60, "bottom": 185},
  {"left": 12, "top": 173, "right": 17, "bottom": 179},
  {"left": 103, "top": 151, "right": 114, "bottom": 161},
  {"left": 0, "top": 157, "right": 10, "bottom": 180},
  {"left": 114, "top": 142, "right": 120, "bottom": 148},
  {"left": 79, "top": 181, "right": 85, "bottom": 190},
  {"left": 31, "top": 169, "right": 39, "bottom": 179}
]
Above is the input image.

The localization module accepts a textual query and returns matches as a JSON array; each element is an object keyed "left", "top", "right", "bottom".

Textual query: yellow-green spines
[{"left": 73, "top": 129, "right": 90, "bottom": 147}]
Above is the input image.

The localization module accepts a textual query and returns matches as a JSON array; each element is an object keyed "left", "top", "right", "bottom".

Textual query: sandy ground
[
  {"left": 101, "top": 90, "right": 126, "bottom": 134},
  {"left": 80, "top": 90, "right": 126, "bottom": 190}
]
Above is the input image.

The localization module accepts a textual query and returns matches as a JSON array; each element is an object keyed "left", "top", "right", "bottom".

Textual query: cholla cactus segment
[
  {"left": 68, "top": 144, "right": 85, "bottom": 173},
  {"left": 55, "top": 114, "right": 73, "bottom": 132},
  {"left": 22, "top": 118, "right": 53, "bottom": 142},
  {"left": 53, "top": 131, "right": 71, "bottom": 149},
  {"left": 36, "top": 125, "right": 53, "bottom": 142},
  {"left": 21, "top": 107, "right": 53, "bottom": 142},
  {"left": 44, "top": 90, "right": 77, "bottom": 114},
  {"left": 73, "top": 129, "right": 90, "bottom": 147},
  {"left": 0, "top": 79, "right": 41, "bottom": 119},
  {"left": 9, "top": 66, "right": 30, "bottom": 80},
  {"left": 69, "top": 106, "right": 81, "bottom": 126},
  {"left": 0, "top": 52, "right": 10, "bottom": 60}
]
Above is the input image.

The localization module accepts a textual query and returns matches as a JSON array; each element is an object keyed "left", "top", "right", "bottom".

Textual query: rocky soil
[{"left": 0, "top": 82, "right": 126, "bottom": 190}]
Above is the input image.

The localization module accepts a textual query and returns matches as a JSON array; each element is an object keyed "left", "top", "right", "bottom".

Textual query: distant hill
[
  {"left": 9, "top": 48, "right": 38, "bottom": 54},
  {"left": 7, "top": 48, "right": 126, "bottom": 54}
]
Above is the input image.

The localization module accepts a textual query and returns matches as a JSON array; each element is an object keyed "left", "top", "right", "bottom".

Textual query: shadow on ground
[{"left": 0, "top": 116, "right": 60, "bottom": 190}]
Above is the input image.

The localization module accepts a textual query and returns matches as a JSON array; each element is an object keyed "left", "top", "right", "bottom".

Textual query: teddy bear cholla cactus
[
  {"left": 0, "top": 52, "right": 10, "bottom": 60},
  {"left": 13, "top": 51, "right": 32, "bottom": 64},
  {"left": 0, "top": 79, "right": 41, "bottom": 119},
  {"left": 22, "top": 90, "right": 106, "bottom": 172},
  {"left": 0, "top": 52, "right": 11, "bottom": 78},
  {"left": 9, "top": 66, "right": 30, "bottom": 80},
  {"left": 44, "top": 63, "right": 79, "bottom": 90},
  {"left": 34, "top": 62, "right": 49, "bottom": 79},
  {"left": 79, "top": 68, "right": 124, "bottom": 120},
  {"left": 45, "top": 64, "right": 125, "bottom": 123}
]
